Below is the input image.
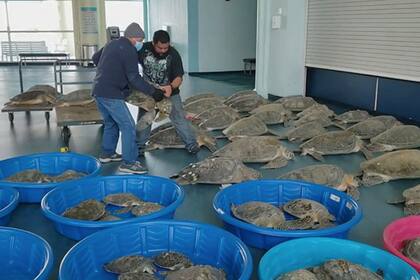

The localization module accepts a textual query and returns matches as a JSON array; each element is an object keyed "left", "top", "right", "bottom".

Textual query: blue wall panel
[
  {"left": 306, "top": 68, "right": 376, "bottom": 110},
  {"left": 377, "top": 78, "right": 420, "bottom": 123}
]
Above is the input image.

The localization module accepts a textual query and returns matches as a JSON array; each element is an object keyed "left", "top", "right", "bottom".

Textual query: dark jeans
[{"left": 95, "top": 97, "right": 138, "bottom": 164}]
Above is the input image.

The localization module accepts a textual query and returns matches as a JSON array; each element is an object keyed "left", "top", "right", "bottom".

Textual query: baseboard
[{"left": 188, "top": 70, "right": 251, "bottom": 75}]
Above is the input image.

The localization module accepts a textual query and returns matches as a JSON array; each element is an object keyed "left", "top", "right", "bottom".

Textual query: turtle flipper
[
  {"left": 360, "top": 146, "right": 373, "bottom": 160},
  {"left": 261, "top": 156, "right": 288, "bottom": 169}
]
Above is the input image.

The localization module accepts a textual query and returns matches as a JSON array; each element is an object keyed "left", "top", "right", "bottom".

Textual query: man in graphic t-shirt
[{"left": 137, "top": 30, "right": 200, "bottom": 154}]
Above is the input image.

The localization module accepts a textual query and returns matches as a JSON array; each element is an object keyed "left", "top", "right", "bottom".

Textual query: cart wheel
[
  {"left": 45, "top": 112, "right": 50, "bottom": 122},
  {"left": 8, "top": 113, "right": 14, "bottom": 123},
  {"left": 61, "top": 126, "right": 71, "bottom": 148},
  {"left": 25, "top": 111, "right": 30, "bottom": 115},
  {"left": 60, "top": 147, "right": 69, "bottom": 153}
]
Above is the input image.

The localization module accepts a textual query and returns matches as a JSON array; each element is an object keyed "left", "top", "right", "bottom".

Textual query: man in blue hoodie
[{"left": 92, "top": 22, "right": 168, "bottom": 174}]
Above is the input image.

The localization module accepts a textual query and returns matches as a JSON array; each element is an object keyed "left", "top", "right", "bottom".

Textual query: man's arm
[{"left": 92, "top": 48, "right": 103, "bottom": 66}]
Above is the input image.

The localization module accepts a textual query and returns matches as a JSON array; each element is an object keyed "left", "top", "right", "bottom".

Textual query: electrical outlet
[{"left": 272, "top": 15, "right": 281, "bottom": 29}]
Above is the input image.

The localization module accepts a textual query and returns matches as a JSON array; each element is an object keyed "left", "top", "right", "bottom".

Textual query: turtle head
[{"left": 171, "top": 163, "right": 200, "bottom": 185}]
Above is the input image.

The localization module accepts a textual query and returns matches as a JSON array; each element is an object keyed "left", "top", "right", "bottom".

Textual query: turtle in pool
[
  {"left": 103, "top": 193, "right": 143, "bottom": 207},
  {"left": 300, "top": 130, "right": 373, "bottom": 161},
  {"left": 183, "top": 92, "right": 225, "bottom": 106},
  {"left": 104, "top": 255, "right": 156, "bottom": 275},
  {"left": 367, "top": 125, "right": 420, "bottom": 152},
  {"left": 51, "top": 170, "right": 86, "bottom": 182},
  {"left": 192, "top": 106, "right": 241, "bottom": 131},
  {"left": 165, "top": 265, "right": 226, "bottom": 280},
  {"left": 62, "top": 199, "right": 106, "bottom": 221},
  {"left": 359, "top": 149, "right": 420, "bottom": 186},
  {"left": 99, "top": 214, "right": 122, "bottom": 221},
  {"left": 55, "top": 89, "right": 94, "bottom": 107},
  {"left": 278, "top": 121, "right": 327, "bottom": 143},
  {"left": 296, "top": 104, "right": 335, "bottom": 119},
  {"left": 212, "top": 136, "right": 295, "bottom": 169},
  {"left": 4, "top": 169, "right": 52, "bottom": 183},
  {"left": 334, "top": 109, "right": 371, "bottom": 125},
  {"left": 402, "top": 237, "right": 420, "bottom": 263},
  {"left": 276, "top": 269, "right": 318, "bottom": 280},
  {"left": 184, "top": 98, "right": 225, "bottom": 117},
  {"left": 274, "top": 96, "right": 317, "bottom": 112},
  {"left": 231, "top": 201, "right": 286, "bottom": 228},
  {"left": 224, "top": 90, "right": 257, "bottom": 105},
  {"left": 387, "top": 184, "right": 420, "bottom": 215},
  {"left": 153, "top": 251, "right": 192, "bottom": 270},
  {"left": 131, "top": 201, "right": 163, "bottom": 217},
  {"left": 146, "top": 124, "right": 217, "bottom": 152},
  {"left": 6, "top": 85, "right": 57, "bottom": 106},
  {"left": 118, "top": 272, "right": 158, "bottom": 280},
  {"left": 315, "top": 259, "right": 384, "bottom": 279},
  {"left": 278, "top": 164, "right": 360, "bottom": 199},
  {"left": 282, "top": 198, "right": 336, "bottom": 227},
  {"left": 171, "top": 157, "right": 261, "bottom": 186},
  {"left": 221, "top": 116, "right": 279, "bottom": 139},
  {"left": 250, "top": 103, "right": 294, "bottom": 125},
  {"left": 226, "top": 94, "right": 269, "bottom": 113}
]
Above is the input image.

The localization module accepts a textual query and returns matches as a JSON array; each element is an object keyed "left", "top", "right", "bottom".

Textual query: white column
[{"left": 255, "top": 0, "right": 271, "bottom": 98}]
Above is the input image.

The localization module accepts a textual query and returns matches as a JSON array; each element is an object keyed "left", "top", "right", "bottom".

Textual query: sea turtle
[
  {"left": 131, "top": 201, "right": 163, "bottom": 217},
  {"left": 387, "top": 184, "right": 420, "bottom": 215},
  {"left": 316, "top": 259, "right": 383, "bottom": 279},
  {"left": 5, "top": 169, "right": 52, "bottom": 183},
  {"left": 296, "top": 104, "right": 335, "bottom": 119},
  {"left": 221, "top": 116, "right": 279, "bottom": 139},
  {"left": 192, "top": 106, "right": 241, "bottom": 131},
  {"left": 55, "top": 89, "right": 94, "bottom": 107},
  {"left": 359, "top": 149, "right": 420, "bottom": 186},
  {"left": 274, "top": 96, "right": 317, "bottom": 112},
  {"left": 370, "top": 115, "right": 402, "bottom": 128},
  {"left": 62, "top": 199, "right": 106, "bottom": 221},
  {"left": 367, "top": 125, "right": 420, "bottom": 152},
  {"left": 224, "top": 90, "right": 257, "bottom": 105},
  {"left": 346, "top": 119, "right": 388, "bottom": 140},
  {"left": 276, "top": 269, "right": 318, "bottom": 280},
  {"left": 146, "top": 124, "right": 217, "bottom": 152},
  {"left": 99, "top": 214, "right": 122, "bottom": 221},
  {"left": 103, "top": 193, "right": 143, "bottom": 209},
  {"left": 183, "top": 92, "right": 225, "bottom": 106},
  {"left": 402, "top": 237, "right": 420, "bottom": 263},
  {"left": 276, "top": 216, "right": 318, "bottom": 230},
  {"left": 212, "top": 136, "right": 294, "bottom": 169},
  {"left": 300, "top": 130, "right": 372, "bottom": 161},
  {"left": 278, "top": 164, "right": 360, "bottom": 199},
  {"left": 118, "top": 272, "right": 158, "bottom": 280},
  {"left": 51, "top": 170, "right": 86, "bottom": 182},
  {"left": 153, "top": 252, "right": 192, "bottom": 270},
  {"left": 278, "top": 121, "right": 327, "bottom": 143},
  {"left": 104, "top": 255, "right": 156, "bottom": 275},
  {"left": 127, "top": 90, "right": 156, "bottom": 111},
  {"left": 127, "top": 90, "right": 172, "bottom": 122},
  {"left": 6, "top": 84, "right": 58, "bottom": 106},
  {"left": 231, "top": 201, "right": 286, "bottom": 228},
  {"left": 250, "top": 103, "right": 294, "bottom": 125},
  {"left": 165, "top": 265, "right": 226, "bottom": 280},
  {"left": 171, "top": 157, "right": 261, "bottom": 185},
  {"left": 282, "top": 199, "right": 336, "bottom": 226},
  {"left": 226, "top": 94, "right": 269, "bottom": 113},
  {"left": 334, "top": 109, "right": 371, "bottom": 125},
  {"left": 291, "top": 111, "right": 340, "bottom": 128},
  {"left": 184, "top": 98, "right": 224, "bottom": 116}
]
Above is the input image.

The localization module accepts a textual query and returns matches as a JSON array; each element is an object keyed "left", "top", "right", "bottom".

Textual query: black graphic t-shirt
[{"left": 138, "top": 42, "right": 184, "bottom": 95}]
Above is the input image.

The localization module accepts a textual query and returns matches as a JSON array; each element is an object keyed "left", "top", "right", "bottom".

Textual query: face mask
[{"left": 135, "top": 41, "right": 143, "bottom": 51}]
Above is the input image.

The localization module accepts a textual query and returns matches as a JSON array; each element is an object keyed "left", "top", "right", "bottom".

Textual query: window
[
  {"left": 105, "top": 0, "right": 144, "bottom": 34},
  {"left": 0, "top": 0, "right": 75, "bottom": 62}
]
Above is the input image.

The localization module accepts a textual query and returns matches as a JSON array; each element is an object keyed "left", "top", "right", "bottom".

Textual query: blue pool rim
[
  {"left": 258, "top": 237, "right": 420, "bottom": 280},
  {"left": 59, "top": 220, "right": 253, "bottom": 280},
  {"left": 41, "top": 175, "right": 185, "bottom": 228},
  {"left": 0, "top": 187, "right": 19, "bottom": 220},
  {"left": 0, "top": 152, "right": 102, "bottom": 189},
  {"left": 0, "top": 226, "right": 54, "bottom": 280},
  {"left": 213, "top": 179, "right": 363, "bottom": 238}
]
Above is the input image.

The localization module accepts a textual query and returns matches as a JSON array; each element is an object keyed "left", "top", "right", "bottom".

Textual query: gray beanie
[{"left": 124, "top": 22, "right": 145, "bottom": 38}]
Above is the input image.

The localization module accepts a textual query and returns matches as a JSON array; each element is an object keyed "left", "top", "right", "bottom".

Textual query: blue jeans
[
  {"left": 95, "top": 97, "right": 138, "bottom": 164},
  {"left": 137, "top": 94, "right": 197, "bottom": 150}
]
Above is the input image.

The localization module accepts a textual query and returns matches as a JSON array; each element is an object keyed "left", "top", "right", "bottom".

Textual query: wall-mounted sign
[{"left": 80, "top": 6, "right": 98, "bottom": 34}]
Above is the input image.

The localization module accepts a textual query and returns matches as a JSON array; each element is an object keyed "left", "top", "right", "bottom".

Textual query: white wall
[
  {"left": 147, "top": 0, "right": 189, "bottom": 71},
  {"left": 195, "top": 0, "right": 257, "bottom": 72},
  {"left": 255, "top": 0, "right": 306, "bottom": 97}
]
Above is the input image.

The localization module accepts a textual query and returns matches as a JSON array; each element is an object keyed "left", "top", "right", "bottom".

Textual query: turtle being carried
[{"left": 127, "top": 90, "right": 172, "bottom": 122}]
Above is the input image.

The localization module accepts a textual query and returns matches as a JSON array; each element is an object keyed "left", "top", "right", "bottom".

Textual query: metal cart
[
  {"left": 2, "top": 53, "right": 69, "bottom": 123},
  {"left": 53, "top": 59, "right": 103, "bottom": 151}
]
